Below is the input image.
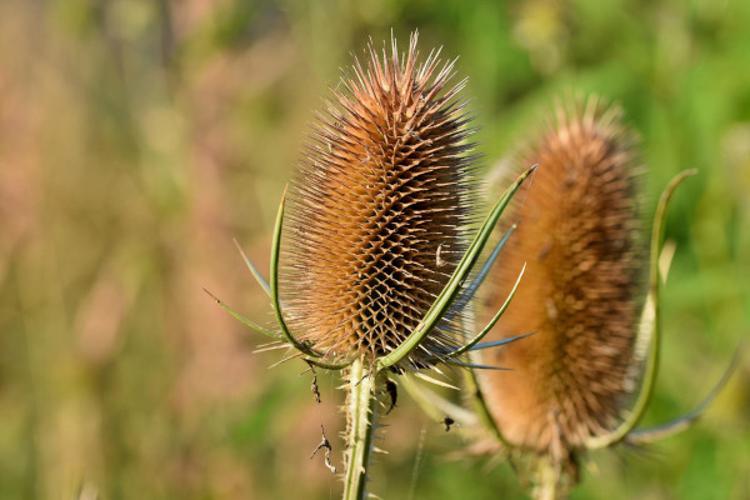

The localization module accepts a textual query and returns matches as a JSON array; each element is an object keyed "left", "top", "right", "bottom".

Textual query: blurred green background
[{"left": 1, "top": 0, "right": 748, "bottom": 498}]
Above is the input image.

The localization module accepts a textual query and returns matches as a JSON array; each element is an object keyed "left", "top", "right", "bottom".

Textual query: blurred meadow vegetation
[{"left": 1, "top": 0, "right": 749, "bottom": 498}]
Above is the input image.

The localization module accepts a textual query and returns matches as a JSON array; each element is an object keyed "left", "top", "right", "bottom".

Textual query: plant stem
[
  {"left": 534, "top": 457, "right": 560, "bottom": 500},
  {"left": 342, "top": 358, "right": 378, "bottom": 500}
]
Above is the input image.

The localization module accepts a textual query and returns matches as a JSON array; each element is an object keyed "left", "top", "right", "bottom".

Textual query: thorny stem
[{"left": 342, "top": 358, "right": 378, "bottom": 500}]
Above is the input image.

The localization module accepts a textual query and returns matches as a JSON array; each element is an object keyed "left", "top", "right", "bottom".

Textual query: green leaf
[
  {"left": 468, "top": 333, "right": 534, "bottom": 352},
  {"left": 464, "top": 349, "right": 510, "bottom": 446},
  {"left": 399, "top": 374, "right": 478, "bottom": 427},
  {"left": 444, "top": 224, "right": 517, "bottom": 321}
]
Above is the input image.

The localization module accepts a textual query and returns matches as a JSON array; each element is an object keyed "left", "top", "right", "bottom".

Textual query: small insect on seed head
[
  {"left": 280, "top": 32, "right": 479, "bottom": 367},
  {"left": 478, "top": 96, "right": 643, "bottom": 461}
]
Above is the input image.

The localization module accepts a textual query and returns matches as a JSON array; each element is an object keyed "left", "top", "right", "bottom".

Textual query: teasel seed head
[
  {"left": 478, "top": 97, "right": 643, "bottom": 461},
  {"left": 280, "top": 32, "right": 478, "bottom": 367}
]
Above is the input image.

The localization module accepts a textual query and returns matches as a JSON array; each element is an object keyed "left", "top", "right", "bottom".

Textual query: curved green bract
[
  {"left": 626, "top": 343, "right": 742, "bottom": 445},
  {"left": 270, "top": 186, "right": 326, "bottom": 359},
  {"left": 585, "top": 169, "right": 697, "bottom": 450},
  {"left": 233, "top": 238, "right": 271, "bottom": 298},
  {"left": 443, "top": 263, "right": 525, "bottom": 359},
  {"left": 375, "top": 165, "right": 537, "bottom": 371},
  {"left": 444, "top": 224, "right": 517, "bottom": 322},
  {"left": 464, "top": 349, "right": 510, "bottom": 446},
  {"left": 303, "top": 354, "right": 354, "bottom": 370},
  {"left": 203, "top": 288, "right": 280, "bottom": 339},
  {"left": 468, "top": 334, "right": 534, "bottom": 352}
]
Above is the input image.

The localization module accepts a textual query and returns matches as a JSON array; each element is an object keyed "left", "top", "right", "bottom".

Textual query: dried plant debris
[
  {"left": 306, "top": 360, "right": 322, "bottom": 404},
  {"left": 384, "top": 378, "right": 398, "bottom": 415},
  {"left": 310, "top": 425, "right": 337, "bottom": 474},
  {"left": 443, "top": 416, "right": 455, "bottom": 432}
]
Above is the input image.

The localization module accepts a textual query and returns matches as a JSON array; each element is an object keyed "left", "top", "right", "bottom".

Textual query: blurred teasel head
[
  {"left": 479, "top": 97, "right": 643, "bottom": 460},
  {"left": 465, "top": 97, "right": 732, "bottom": 498},
  {"left": 279, "top": 33, "right": 480, "bottom": 367},
  {"left": 222, "top": 31, "right": 532, "bottom": 392}
]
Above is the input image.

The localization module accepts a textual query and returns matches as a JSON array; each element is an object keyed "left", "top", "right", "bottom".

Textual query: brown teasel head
[
  {"left": 477, "top": 97, "right": 644, "bottom": 462},
  {"left": 279, "top": 33, "right": 479, "bottom": 366}
]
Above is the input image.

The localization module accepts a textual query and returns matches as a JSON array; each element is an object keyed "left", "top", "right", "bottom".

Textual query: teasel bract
[
  {"left": 208, "top": 32, "right": 535, "bottom": 500},
  {"left": 462, "top": 97, "right": 737, "bottom": 498}
]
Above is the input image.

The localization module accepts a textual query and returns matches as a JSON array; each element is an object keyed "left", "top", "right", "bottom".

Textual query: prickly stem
[{"left": 342, "top": 359, "right": 378, "bottom": 500}]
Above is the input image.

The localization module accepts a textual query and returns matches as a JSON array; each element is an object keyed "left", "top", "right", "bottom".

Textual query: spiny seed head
[
  {"left": 478, "top": 97, "right": 643, "bottom": 457},
  {"left": 280, "top": 32, "right": 478, "bottom": 366}
]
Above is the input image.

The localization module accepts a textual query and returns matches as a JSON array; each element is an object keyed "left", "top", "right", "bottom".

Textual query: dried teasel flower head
[
  {"left": 279, "top": 32, "right": 479, "bottom": 366},
  {"left": 478, "top": 97, "right": 643, "bottom": 472},
  {"left": 212, "top": 32, "right": 535, "bottom": 496}
]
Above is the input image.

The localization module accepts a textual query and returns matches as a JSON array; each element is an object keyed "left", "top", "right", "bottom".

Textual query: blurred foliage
[{"left": 1, "top": 0, "right": 748, "bottom": 499}]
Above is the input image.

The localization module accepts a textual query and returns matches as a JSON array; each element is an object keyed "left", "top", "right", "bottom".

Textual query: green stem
[
  {"left": 534, "top": 456, "right": 564, "bottom": 500},
  {"left": 463, "top": 353, "right": 507, "bottom": 446},
  {"left": 342, "top": 359, "right": 378, "bottom": 500},
  {"left": 461, "top": 309, "right": 510, "bottom": 447}
]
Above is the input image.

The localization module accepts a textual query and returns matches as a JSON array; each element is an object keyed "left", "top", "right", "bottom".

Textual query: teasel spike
[
  {"left": 213, "top": 32, "right": 534, "bottom": 499},
  {"left": 473, "top": 98, "right": 645, "bottom": 472},
  {"left": 465, "top": 96, "right": 737, "bottom": 498}
]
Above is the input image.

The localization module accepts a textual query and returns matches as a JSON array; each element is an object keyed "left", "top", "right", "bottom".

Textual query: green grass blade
[
  {"left": 585, "top": 168, "right": 697, "bottom": 450},
  {"left": 444, "top": 263, "right": 525, "bottom": 359},
  {"left": 233, "top": 238, "right": 271, "bottom": 298},
  {"left": 203, "top": 288, "right": 280, "bottom": 339},
  {"left": 375, "top": 165, "right": 537, "bottom": 370}
]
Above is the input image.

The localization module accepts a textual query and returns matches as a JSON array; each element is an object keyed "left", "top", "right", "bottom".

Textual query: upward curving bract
[
  {"left": 280, "top": 33, "right": 478, "bottom": 366},
  {"left": 478, "top": 98, "right": 643, "bottom": 469}
]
